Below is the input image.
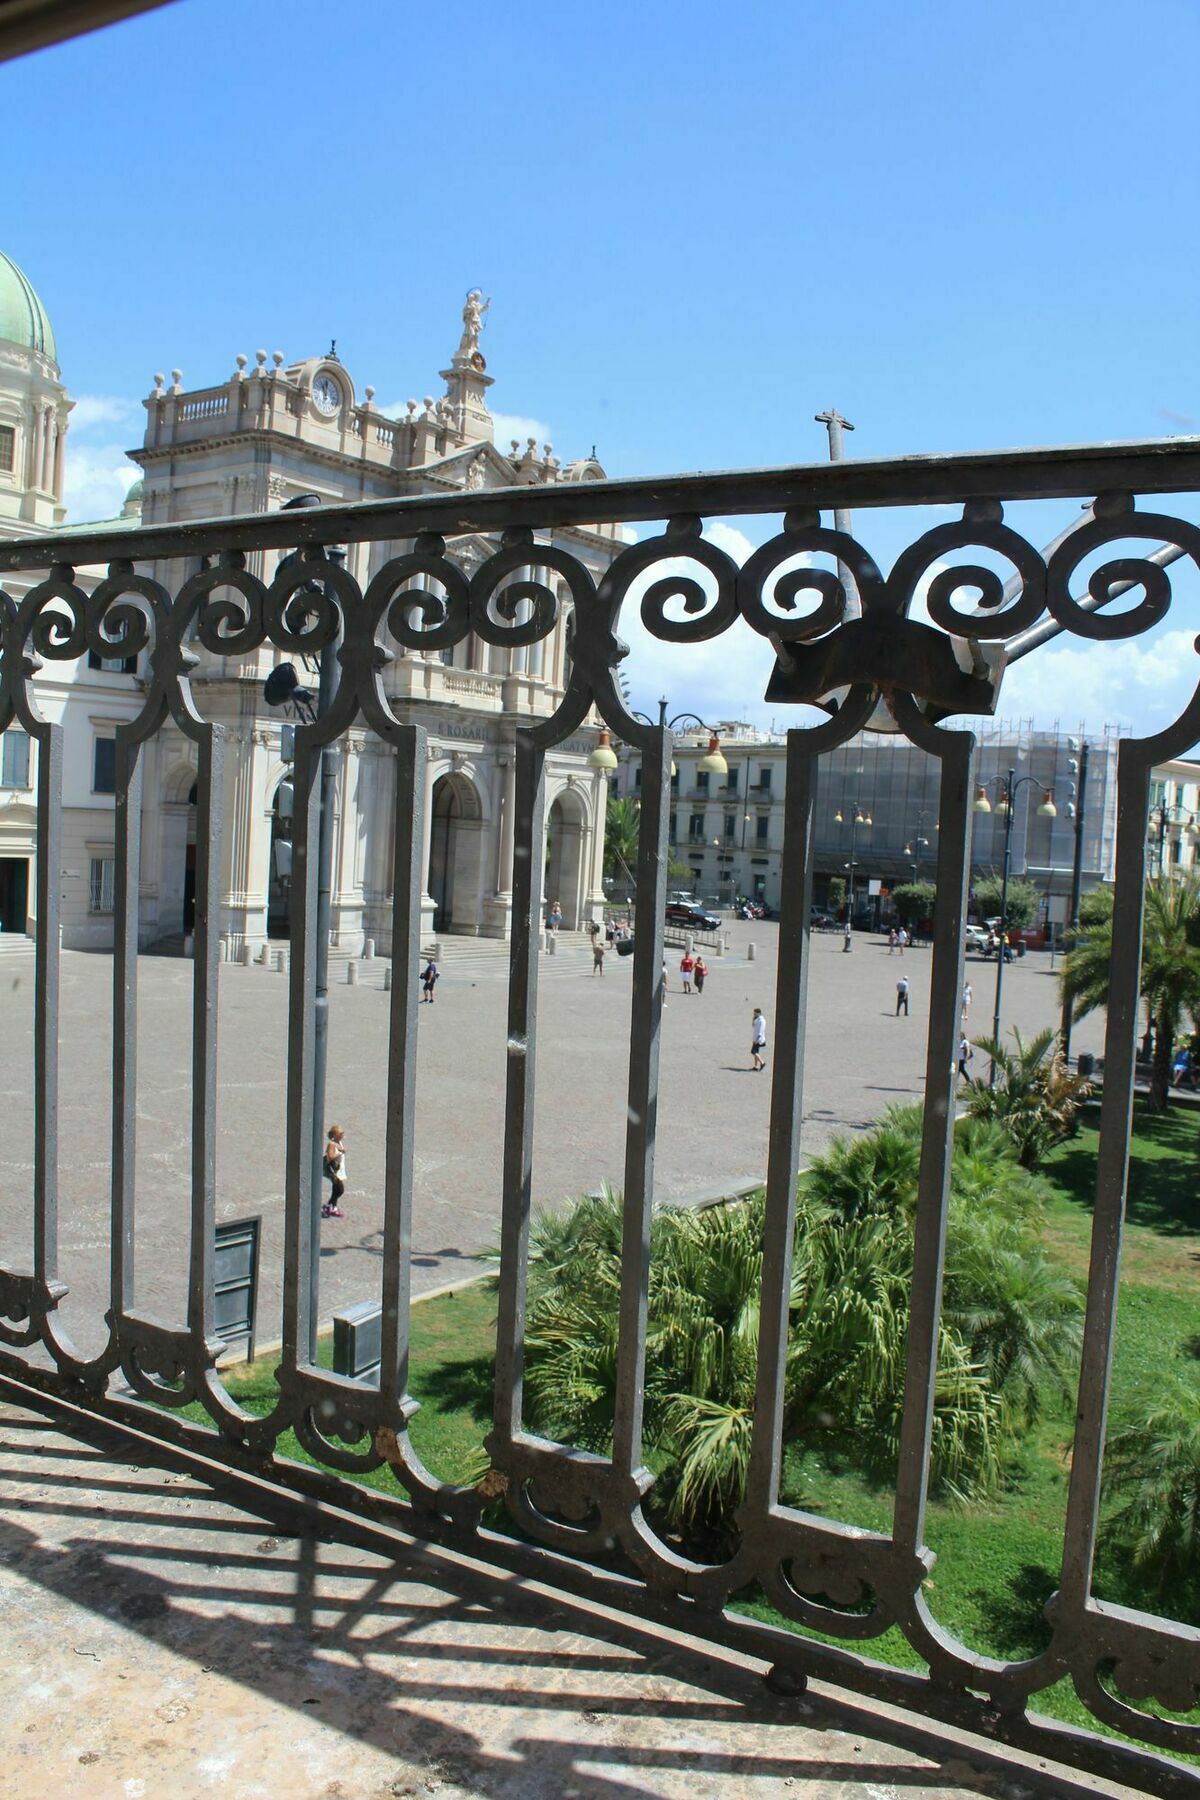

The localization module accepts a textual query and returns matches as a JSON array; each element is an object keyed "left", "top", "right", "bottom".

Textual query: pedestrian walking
[
  {"left": 896, "top": 976, "right": 910, "bottom": 1017},
  {"left": 548, "top": 900, "right": 563, "bottom": 933},
  {"left": 962, "top": 980, "right": 972, "bottom": 1018},
  {"left": 592, "top": 937, "right": 606, "bottom": 976},
  {"left": 693, "top": 955, "right": 708, "bottom": 994},
  {"left": 322, "top": 1124, "right": 347, "bottom": 1219},
  {"left": 888, "top": 927, "right": 898, "bottom": 954},
  {"left": 957, "top": 1034, "right": 974, "bottom": 1080},
  {"left": 588, "top": 918, "right": 600, "bottom": 943},
  {"left": 896, "top": 926, "right": 908, "bottom": 955},
  {"left": 680, "top": 950, "right": 695, "bottom": 993},
  {"left": 661, "top": 958, "right": 669, "bottom": 1007},
  {"left": 421, "top": 959, "right": 439, "bottom": 1004},
  {"left": 751, "top": 1006, "right": 768, "bottom": 1071}
]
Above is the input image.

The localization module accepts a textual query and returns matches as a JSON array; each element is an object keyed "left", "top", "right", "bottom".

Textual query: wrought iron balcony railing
[{"left": 3, "top": 435, "right": 1200, "bottom": 1796}]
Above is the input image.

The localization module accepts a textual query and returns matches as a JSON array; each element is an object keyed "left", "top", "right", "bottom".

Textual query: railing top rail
[{"left": 4, "top": 434, "right": 1200, "bottom": 572}]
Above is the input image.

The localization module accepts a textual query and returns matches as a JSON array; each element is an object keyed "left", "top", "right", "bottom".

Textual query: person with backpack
[
  {"left": 957, "top": 1034, "right": 974, "bottom": 1080},
  {"left": 421, "top": 959, "right": 440, "bottom": 1003},
  {"left": 751, "top": 1006, "right": 768, "bottom": 1071},
  {"left": 693, "top": 954, "right": 708, "bottom": 994}
]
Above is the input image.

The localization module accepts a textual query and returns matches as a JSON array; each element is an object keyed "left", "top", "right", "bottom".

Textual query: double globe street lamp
[
  {"left": 833, "top": 801, "right": 872, "bottom": 952},
  {"left": 974, "top": 771, "right": 1056, "bottom": 1084}
]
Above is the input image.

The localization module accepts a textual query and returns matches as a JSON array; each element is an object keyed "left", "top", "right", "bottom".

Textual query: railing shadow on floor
[{"left": 0, "top": 1392, "right": 1130, "bottom": 1800}]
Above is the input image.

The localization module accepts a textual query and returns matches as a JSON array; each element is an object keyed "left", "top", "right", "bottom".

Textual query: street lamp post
[
  {"left": 1147, "top": 799, "right": 1197, "bottom": 880},
  {"left": 974, "top": 770, "right": 1057, "bottom": 1085},
  {"left": 834, "top": 800, "right": 872, "bottom": 952}
]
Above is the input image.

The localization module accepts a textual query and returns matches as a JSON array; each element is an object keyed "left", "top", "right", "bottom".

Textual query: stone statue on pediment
[{"left": 456, "top": 289, "right": 490, "bottom": 359}]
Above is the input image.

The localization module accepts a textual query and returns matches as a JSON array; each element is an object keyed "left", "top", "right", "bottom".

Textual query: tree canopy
[
  {"left": 972, "top": 873, "right": 1041, "bottom": 931},
  {"left": 891, "top": 880, "right": 936, "bottom": 926}
]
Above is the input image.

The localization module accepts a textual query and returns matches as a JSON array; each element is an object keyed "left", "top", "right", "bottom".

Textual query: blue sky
[{"left": 6, "top": 0, "right": 1200, "bottom": 736}]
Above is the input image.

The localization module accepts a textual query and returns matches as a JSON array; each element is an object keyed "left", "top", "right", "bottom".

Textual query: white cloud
[
  {"left": 69, "top": 393, "right": 142, "bottom": 432},
  {"left": 491, "top": 411, "right": 554, "bottom": 453},
  {"left": 618, "top": 523, "right": 783, "bottom": 728},
  {"left": 998, "top": 626, "right": 1200, "bottom": 737},
  {"left": 62, "top": 444, "right": 141, "bottom": 524}
]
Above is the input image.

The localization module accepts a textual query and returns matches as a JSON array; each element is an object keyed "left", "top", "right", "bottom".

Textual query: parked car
[
  {"left": 665, "top": 900, "right": 720, "bottom": 930},
  {"left": 964, "top": 925, "right": 990, "bottom": 952},
  {"left": 809, "top": 909, "right": 838, "bottom": 931}
]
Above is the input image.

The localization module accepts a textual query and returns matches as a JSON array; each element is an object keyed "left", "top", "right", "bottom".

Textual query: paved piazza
[{"left": 0, "top": 925, "right": 1104, "bottom": 1355}]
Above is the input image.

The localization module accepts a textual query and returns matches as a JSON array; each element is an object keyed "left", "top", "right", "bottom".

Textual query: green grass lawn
[
  {"left": 179, "top": 1279, "right": 498, "bottom": 1492},
  {"left": 156, "top": 1104, "right": 1200, "bottom": 1764}
]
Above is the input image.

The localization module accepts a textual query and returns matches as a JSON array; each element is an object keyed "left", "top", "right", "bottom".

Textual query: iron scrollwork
[{"left": 3, "top": 463, "right": 1200, "bottom": 1795}]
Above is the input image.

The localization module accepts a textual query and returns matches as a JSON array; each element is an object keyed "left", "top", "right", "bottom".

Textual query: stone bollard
[
  {"left": 747, "top": 941, "right": 756, "bottom": 961},
  {"left": 256, "top": 943, "right": 270, "bottom": 965},
  {"left": 685, "top": 933, "right": 694, "bottom": 955},
  {"left": 363, "top": 938, "right": 375, "bottom": 961},
  {"left": 383, "top": 965, "right": 392, "bottom": 991},
  {"left": 183, "top": 934, "right": 194, "bottom": 959},
  {"left": 240, "top": 943, "right": 253, "bottom": 967},
  {"left": 718, "top": 934, "right": 727, "bottom": 957},
  {"left": 274, "top": 950, "right": 286, "bottom": 973},
  {"left": 347, "top": 961, "right": 359, "bottom": 986}
]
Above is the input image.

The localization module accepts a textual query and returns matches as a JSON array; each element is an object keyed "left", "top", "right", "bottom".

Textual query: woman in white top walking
[{"left": 751, "top": 1007, "right": 767, "bottom": 1071}]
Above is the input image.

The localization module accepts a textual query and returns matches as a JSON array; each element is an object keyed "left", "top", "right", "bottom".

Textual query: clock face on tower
[{"left": 312, "top": 373, "right": 341, "bottom": 416}]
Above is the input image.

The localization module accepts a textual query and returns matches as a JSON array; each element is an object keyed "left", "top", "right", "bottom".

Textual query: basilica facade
[{"left": 0, "top": 262, "right": 618, "bottom": 952}]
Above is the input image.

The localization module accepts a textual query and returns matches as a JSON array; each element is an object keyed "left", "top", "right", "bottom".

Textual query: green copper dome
[{"left": 0, "top": 251, "right": 56, "bottom": 363}]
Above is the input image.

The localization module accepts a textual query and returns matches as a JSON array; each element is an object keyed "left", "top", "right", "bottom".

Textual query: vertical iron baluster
[
  {"left": 186, "top": 729, "right": 223, "bottom": 1346},
  {"left": 1059, "top": 742, "right": 1149, "bottom": 1612},
  {"left": 890, "top": 710, "right": 974, "bottom": 1557},
  {"left": 379, "top": 725, "right": 424, "bottom": 1406},
  {"left": 743, "top": 728, "right": 819, "bottom": 1509},
  {"left": 110, "top": 731, "right": 146, "bottom": 1319},
  {"left": 31, "top": 720, "right": 63, "bottom": 1296},
  {"left": 492, "top": 731, "right": 545, "bottom": 1443},
  {"left": 280, "top": 734, "right": 320, "bottom": 1370},
  {"left": 612, "top": 726, "right": 669, "bottom": 1477}
]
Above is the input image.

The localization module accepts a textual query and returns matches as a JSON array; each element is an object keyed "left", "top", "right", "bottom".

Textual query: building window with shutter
[
  {"left": 688, "top": 812, "right": 704, "bottom": 843},
  {"left": 89, "top": 857, "right": 115, "bottom": 914},
  {"left": 0, "top": 425, "right": 14, "bottom": 473},
  {"left": 93, "top": 737, "right": 116, "bottom": 795},
  {"left": 0, "top": 729, "right": 30, "bottom": 789},
  {"left": 756, "top": 815, "right": 769, "bottom": 845}
]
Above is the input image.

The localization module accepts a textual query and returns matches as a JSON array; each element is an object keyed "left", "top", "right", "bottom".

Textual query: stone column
[
  {"left": 52, "top": 419, "right": 66, "bottom": 501},
  {"left": 42, "top": 407, "right": 54, "bottom": 492},
  {"left": 419, "top": 750, "right": 439, "bottom": 943},
  {"left": 481, "top": 752, "right": 516, "bottom": 940}
]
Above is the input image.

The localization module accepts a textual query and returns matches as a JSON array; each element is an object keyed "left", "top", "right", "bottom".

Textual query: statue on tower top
[{"left": 455, "top": 288, "right": 490, "bottom": 362}]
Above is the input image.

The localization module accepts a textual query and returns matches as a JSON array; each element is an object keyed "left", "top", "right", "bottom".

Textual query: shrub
[
  {"left": 522, "top": 1113, "right": 1083, "bottom": 1547},
  {"left": 965, "top": 1027, "right": 1092, "bottom": 1168}
]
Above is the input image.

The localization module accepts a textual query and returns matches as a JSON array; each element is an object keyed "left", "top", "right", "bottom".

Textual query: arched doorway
[
  {"left": 546, "top": 787, "right": 587, "bottom": 931},
  {"left": 429, "top": 772, "right": 485, "bottom": 935},
  {"left": 157, "top": 764, "right": 198, "bottom": 941}
]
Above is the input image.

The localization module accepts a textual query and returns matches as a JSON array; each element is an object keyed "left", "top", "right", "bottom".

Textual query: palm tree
[
  {"left": 520, "top": 1109, "right": 1083, "bottom": 1544},
  {"left": 1061, "top": 876, "right": 1200, "bottom": 1110},
  {"left": 965, "top": 1027, "right": 1092, "bottom": 1168},
  {"left": 603, "top": 793, "right": 641, "bottom": 888},
  {"left": 1104, "top": 1378, "right": 1200, "bottom": 1599}
]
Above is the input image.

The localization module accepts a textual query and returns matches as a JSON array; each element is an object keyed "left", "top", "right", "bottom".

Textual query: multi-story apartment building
[{"left": 617, "top": 719, "right": 1146, "bottom": 926}]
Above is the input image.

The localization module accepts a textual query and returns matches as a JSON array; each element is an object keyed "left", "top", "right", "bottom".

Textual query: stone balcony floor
[{"left": 0, "top": 1394, "right": 1147, "bottom": 1800}]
